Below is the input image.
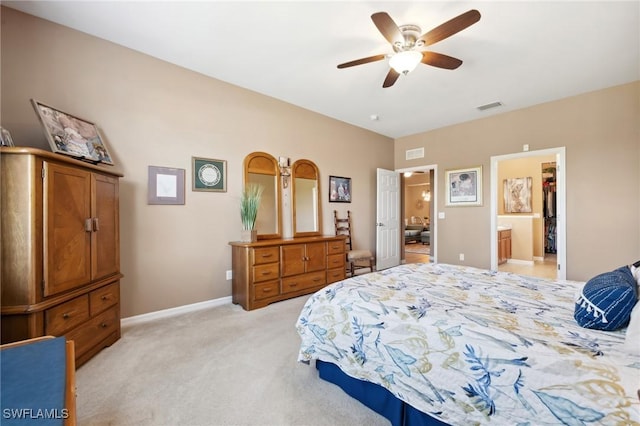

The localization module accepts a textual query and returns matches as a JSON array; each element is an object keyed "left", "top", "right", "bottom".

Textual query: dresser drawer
[
  {"left": 327, "top": 253, "right": 345, "bottom": 269},
  {"left": 252, "top": 263, "right": 280, "bottom": 283},
  {"left": 327, "top": 267, "right": 346, "bottom": 284},
  {"left": 282, "top": 271, "right": 326, "bottom": 294},
  {"left": 45, "top": 295, "right": 90, "bottom": 336},
  {"left": 67, "top": 306, "right": 118, "bottom": 358},
  {"left": 90, "top": 282, "right": 119, "bottom": 315},
  {"left": 253, "top": 247, "right": 279, "bottom": 265},
  {"left": 327, "top": 240, "right": 345, "bottom": 255},
  {"left": 253, "top": 280, "right": 280, "bottom": 301}
]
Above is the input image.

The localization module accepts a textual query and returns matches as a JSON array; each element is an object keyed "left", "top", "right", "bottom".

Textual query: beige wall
[
  {"left": 0, "top": 8, "right": 394, "bottom": 317},
  {"left": 396, "top": 81, "right": 640, "bottom": 280}
]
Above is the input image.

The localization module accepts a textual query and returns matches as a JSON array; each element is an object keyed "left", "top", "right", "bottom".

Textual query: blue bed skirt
[{"left": 316, "top": 360, "right": 449, "bottom": 426}]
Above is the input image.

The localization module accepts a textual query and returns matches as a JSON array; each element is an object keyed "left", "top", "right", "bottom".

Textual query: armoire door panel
[
  {"left": 44, "top": 162, "right": 92, "bottom": 296},
  {"left": 93, "top": 174, "right": 119, "bottom": 280}
]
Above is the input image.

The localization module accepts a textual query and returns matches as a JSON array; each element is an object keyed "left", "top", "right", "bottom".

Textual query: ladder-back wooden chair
[{"left": 334, "top": 210, "right": 375, "bottom": 276}]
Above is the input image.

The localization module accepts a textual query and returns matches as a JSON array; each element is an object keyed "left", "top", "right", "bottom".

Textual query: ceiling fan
[{"left": 338, "top": 9, "right": 481, "bottom": 88}]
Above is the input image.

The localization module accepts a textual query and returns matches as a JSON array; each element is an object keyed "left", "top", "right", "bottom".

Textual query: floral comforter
[{"left": 296, "top": 263, "right": 640, "bottom": 425}]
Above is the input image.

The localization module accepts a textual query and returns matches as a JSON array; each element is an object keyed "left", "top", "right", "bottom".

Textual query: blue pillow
[{"left": 574, "top": 266, "right": 638, "bottom": 331}]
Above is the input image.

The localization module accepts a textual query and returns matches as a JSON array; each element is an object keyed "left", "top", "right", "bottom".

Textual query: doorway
[
  {"left": 490, "top": 148, "right": 566, "bottom": 279},
  {"left": 398, "top": 165, "right": 437, "bottom": 265}
]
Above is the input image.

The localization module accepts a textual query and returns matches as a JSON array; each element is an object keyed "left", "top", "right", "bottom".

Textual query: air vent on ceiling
[
  {"left": 405, "top": 148, "right": 425, "bottom": 160},
  {"left": 477, "top": 101, "right": 503, "bottom": 111}
]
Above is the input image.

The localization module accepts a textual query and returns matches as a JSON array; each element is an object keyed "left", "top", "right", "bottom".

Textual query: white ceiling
[{"left": 5, "top": 1, "right": 639, "bottom": 138}]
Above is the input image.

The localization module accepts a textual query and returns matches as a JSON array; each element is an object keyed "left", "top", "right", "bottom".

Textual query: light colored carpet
[{"left": 76, "top": 296, "right": 390, "bottom": 426}]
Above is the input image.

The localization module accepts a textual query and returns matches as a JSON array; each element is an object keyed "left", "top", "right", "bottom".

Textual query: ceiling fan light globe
[{"left": 389, "top": 51, "right": 422, "bottom": 74}]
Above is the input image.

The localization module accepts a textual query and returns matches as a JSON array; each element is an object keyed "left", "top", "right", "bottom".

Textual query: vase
[{"left": 240, "top": 229, "right": 257, "bottom": 243}]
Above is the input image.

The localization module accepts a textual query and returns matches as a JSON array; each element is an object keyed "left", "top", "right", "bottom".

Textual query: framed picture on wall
[
  {"left": 148, "top": 166, "right": 185, "bottom": 205},
  {"left": 329, "top": 175, "right": 351, "bottom": 203},
  {"left": 192, "top": 157, "right": 227, "bottom": 192},
  {"left": 31, "top": 99, "right": 114, "bottom": 165},
  {"left": 504, "top": 177, "right": 533, "bottom": 212},
  {"left": 445, "top": 166, "right": 482, "bottom": 206}
]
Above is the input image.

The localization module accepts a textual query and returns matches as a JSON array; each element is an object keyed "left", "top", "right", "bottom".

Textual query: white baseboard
[
  {"left": 121, "top": 296, "right": 232, "bottom": 329},
  {"left": 506, "top": 259, "right": 535, "bottom": 266}
]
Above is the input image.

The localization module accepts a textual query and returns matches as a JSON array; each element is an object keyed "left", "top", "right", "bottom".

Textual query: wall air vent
[
  {"left": 405, "top": 147, "right": 425, "bottom": 160},
  {"left": 477, "top": 101, "right": 503, "bottom": 111}
]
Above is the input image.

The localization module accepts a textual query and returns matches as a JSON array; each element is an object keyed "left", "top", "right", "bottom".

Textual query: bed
[{"left": 296, "top": 262, "right": 640, "bottom": 425}]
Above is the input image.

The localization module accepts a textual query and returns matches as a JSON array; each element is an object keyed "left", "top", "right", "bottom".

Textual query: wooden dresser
[
  {"left": 1, "top": 147, "right": 123, "bottom": 367},
  {"left": 229, "top": 236, "right": 346, "bottom": 310}
]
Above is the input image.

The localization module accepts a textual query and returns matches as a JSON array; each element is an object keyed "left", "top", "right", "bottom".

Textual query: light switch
[{"left": 438, "top": 212, "right": 445, "bottom": 219}]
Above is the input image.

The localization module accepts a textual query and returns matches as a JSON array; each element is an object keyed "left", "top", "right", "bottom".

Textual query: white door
[{"left": 376, "top": 168, "right": 400, "bottom": 270}]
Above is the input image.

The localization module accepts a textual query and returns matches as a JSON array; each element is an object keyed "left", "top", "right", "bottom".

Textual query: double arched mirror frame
[
  {"left": 243, "top": 152, "right": 282, "bottom": 240},
  {"left": 292, "top": 159, "right": 322, "bottom": 237}
]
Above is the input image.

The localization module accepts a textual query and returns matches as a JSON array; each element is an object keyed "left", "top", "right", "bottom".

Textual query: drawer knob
[
  {"left": 261, "top": 253, "right": 273, "bottom": 258},
  {"left": 101, "top": 295, "right": 109, "bottom": 301},
  {"left": 62, "top": 313, "right": 70, "bottom": 319},
  {"left": 262, "top": 271, "right": 272, "bottom": 276},
  {"left": 101, "top": 323, "right": 108, "bottom": 328}
]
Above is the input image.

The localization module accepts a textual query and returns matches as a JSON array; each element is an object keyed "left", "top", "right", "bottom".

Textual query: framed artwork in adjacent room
[
  {"left": 504, "top": 177, "right": 533, "bottom": 213},
  {"left": 192, "top": 157, "right": 227, "bottom": 192},
  {"left": 148, "top": 166, "right": 185, "bottom": 205},
  {"left": 30, "top": 99, "right": 114, "bottom": 165},
  {"left": 445, "top": 166, "right": 482, "bottom": 206},
  {"left": 329, "top": 175, "right": 351, "bottom": 203}
]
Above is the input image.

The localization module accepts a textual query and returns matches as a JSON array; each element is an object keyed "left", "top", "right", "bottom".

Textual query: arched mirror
[
  {"left": 292, "top": 159, "right": 322, "bottom": 237},
  {"left": 244, "top": 152, "right": 282, "bottom": 240}
]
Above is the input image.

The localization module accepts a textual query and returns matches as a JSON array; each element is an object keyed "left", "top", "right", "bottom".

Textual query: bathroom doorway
[{"left": 490, "top": 148, "right": 566, "bottom": 279}]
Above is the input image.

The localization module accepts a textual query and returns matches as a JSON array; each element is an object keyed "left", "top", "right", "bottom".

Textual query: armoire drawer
[
  {"left": 66, "top": 306, "right": 119, "bottom": 358},
  {"left": 90, "top": 282, "right": 119, "bottom": 315},
  {"left": 45, "top": 295, "right": 90, "bottom": 336},
  {"left": 282, "top": 271, "right": 326, "bottom": 294}
]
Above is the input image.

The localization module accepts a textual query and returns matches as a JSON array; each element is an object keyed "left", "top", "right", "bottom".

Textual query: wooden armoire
[{"left": 1, "top": 147, "right": 123, "bottom": 366}]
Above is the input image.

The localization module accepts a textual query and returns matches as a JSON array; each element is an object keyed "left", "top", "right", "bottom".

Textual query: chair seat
[{"left": 348, "top": 249, "right": 373, "bottom": 260}]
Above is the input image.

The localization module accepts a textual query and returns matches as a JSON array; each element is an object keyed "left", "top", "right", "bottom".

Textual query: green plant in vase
[{"left": 240, "top": 183, "right": 263, "bottom": 242}]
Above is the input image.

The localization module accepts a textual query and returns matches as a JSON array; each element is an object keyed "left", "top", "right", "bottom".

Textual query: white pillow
[
  {"left": 631, "top": 265, "right": 640, "bottom": 291},
  {"left": 623, "top": 300, "right": 640, "bottom": 355}
]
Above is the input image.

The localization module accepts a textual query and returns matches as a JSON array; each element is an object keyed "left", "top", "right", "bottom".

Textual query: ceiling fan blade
[
  {"left": 382, "top": 68, "right": 400, "bottom": 88},
  {"left": 418, "top": 9, "right": 481, "bottom": 47},
  {"left": 371, "top": 12, "right": 404, "bottom": 46},
  {"left": 421, "top": 52, "right": 463, "bottom": 69},
  {"left": 337, "top": 54, "right": 386, "bottom": 69}
]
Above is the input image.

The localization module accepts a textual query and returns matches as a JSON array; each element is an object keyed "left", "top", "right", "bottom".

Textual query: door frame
[
  {"left": 490, "top": 147, "right": 566, "bottom": 279},
  {"left": 396, "top": 164, "right": 438, "bottom": 264}
]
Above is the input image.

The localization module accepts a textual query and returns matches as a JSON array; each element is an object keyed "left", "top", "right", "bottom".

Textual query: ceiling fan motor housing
[{"left": 394, "top": 24, "right": 423, "bottom": 52}]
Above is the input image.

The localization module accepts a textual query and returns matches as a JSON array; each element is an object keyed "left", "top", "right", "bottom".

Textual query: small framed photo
[
  {"left": 329, "top": 175, "right": 351, "bottom": 203},
  {"left": 148, "top": 166, "right": 185, "bottom": 205},
  {"left": 0, "top": 127, "right": 14, "bottom": 147},
  {"left": 192, "top": 157, "right": 227, "bottom": 192},
  {"left": 31, "top": 99, "right": 114, "bottom": 165},
  {"left": 445, "top": 166, "right": 482, "bottom": 206}
]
